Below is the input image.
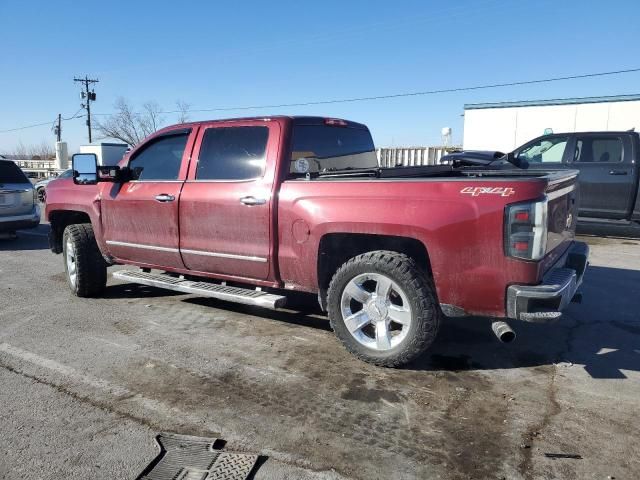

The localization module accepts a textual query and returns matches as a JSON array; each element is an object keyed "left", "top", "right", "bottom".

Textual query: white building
[
  {"left": 79, "top": 143, "right": 128, "bottom": 166},
  {"left": 463, "top": 94, "right": 640, "bottom": 152}
]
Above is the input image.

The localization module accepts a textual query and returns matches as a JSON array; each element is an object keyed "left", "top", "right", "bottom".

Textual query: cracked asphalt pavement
[{"left": 0, "top": 224, "right": 639, "bottom": 479}]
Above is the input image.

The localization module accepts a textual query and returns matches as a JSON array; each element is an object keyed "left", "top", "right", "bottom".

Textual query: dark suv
[{"left": 444, "top": 131, "right": 640, "bottom": 223}]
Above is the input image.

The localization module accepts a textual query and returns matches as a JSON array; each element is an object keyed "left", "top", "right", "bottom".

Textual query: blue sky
[{"left": 1, "top": 0, "right": 639, "bottom": 152}]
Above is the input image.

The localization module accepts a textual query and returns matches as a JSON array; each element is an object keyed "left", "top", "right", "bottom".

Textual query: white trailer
[
  {"left": 79, "top": 143, "right": 128, "bottom": 166},
  {"left": 463, "top": 94, "right": 640, "bottom": 152}
]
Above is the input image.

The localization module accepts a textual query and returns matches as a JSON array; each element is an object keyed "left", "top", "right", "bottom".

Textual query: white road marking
[
  {"left": 403, "top": 403, "right": 411, "bottom": 427},
  {"left": 0, "top": 342, "right": 225, "bottom": 432},
  {"left": 0, "top": 342, "right": 129, "bottom": 396}
]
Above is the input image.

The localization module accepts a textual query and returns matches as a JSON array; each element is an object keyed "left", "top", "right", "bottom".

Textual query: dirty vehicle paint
[{"left": 45, "top": 116, "right": 588, "bottom": 365}]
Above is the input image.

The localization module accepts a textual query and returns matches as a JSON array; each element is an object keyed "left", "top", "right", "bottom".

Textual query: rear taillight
[{"left": 505, "top": 199, "right": 548, "bottom": 261}]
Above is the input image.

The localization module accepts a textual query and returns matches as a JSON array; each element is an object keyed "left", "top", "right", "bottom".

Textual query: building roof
[{"left": 464, "top": 93, "right": 640, "bottom": 110}]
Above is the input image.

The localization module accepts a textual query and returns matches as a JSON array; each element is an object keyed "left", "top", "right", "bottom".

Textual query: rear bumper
[
  {"left": 0, "top": 209, "right": 40, "bottom": 232},
  {"left": 506, "top": 241, "right": 589, "bottom": 323}
]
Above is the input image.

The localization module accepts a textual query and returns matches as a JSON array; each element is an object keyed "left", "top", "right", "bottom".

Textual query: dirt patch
[
  {"left": 113, "top": 320, "right": 140, "bottom": 336},
  {"left": 340, "top": 378, "right": 401, "bottom": 403},
  {"left": 518, "top": 365, "right": 561, "bottom": 480},
  {"left": 113, "top": 347, "right": 510, "bottom": 480},
  {"left": 49, "top": 272, "right": 67, "bottom": 283}
]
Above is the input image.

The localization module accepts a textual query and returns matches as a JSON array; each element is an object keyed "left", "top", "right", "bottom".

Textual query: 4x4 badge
[{"left": 460, "top": 186, "right": 515, "bottom": 197}]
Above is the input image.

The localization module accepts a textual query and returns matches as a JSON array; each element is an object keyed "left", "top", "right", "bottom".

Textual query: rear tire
[
  {"left": 37, "top": 187, "right": 46, "bottom": 204},
  {"left": 327, "top": 250, "right": 441, "bottom": 367},
  {"left": 62, "top": 223, "right": 107, "bottom": 297}
]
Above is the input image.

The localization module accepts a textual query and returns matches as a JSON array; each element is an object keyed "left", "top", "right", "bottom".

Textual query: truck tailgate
[{"left": 545, "top": 171, "right": 580, "bottom": 257}]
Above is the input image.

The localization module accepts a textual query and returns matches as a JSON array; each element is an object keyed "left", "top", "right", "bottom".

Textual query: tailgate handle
[
  {"left": 608, "top": 170, "right": 628, "bottom": 175},
  {"left": 155, "top": 194, "right": 175, "bottom": 202},
  {"left": 240, "top": 196, "right": 266, "bottom": 206}
]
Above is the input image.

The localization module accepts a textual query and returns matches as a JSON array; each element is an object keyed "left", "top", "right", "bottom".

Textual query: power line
[
  {"left": 2, "top": 66, "right": 640, "bottom": 134},
  {"left": 0, "top": 120, "right": 57, "bottom": 133},
  {"left": 163, "top": 67, "right": 640, "bottom": 114},
  {"left": 62, "top": 107, "right": 86, "bottom": 121},
  {"left": 0, "top": 108, "right": 85, "bottom": 135}
]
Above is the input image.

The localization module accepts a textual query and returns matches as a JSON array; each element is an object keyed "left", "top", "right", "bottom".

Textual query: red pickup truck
[{"left": 46, "top": 116, "right": 588, "bottom": 367}]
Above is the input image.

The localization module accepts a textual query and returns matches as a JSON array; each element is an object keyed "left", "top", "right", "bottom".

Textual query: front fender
[{"left": 46, "top": 181, "right": 105, "bottom": 254}]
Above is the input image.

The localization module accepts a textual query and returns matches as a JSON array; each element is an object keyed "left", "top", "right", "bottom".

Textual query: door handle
[
  {"left": 608, "top": 170, "right": 628, "bottom": 175},
  {"left": 240, "top": 196, "right": 266, "bottom": 206},
  {"left": 155, "top": 194, "right": 175, "bottom": 202}
]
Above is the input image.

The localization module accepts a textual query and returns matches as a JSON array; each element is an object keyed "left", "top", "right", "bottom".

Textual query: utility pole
[
  {"left": 54, "top": 113, "right": 62, "bottom": 142},
  {"left": 74, "top": 75, "right": 99, "bottom": 142}
]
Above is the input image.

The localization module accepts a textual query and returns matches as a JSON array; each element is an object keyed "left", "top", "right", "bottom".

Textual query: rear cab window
[
  {"left": 0, "top": 161, "right": 29, "bottom": 184},
  {"left": 289, "top": 121, "right": 377, "bottom": 175}
]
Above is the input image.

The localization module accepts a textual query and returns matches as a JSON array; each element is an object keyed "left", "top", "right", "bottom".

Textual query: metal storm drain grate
[{"left": 137, "top": 433, "right": 259, "bottom": 480}]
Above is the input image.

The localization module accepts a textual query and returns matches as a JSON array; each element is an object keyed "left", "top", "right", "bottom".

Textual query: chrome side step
[{"left": 112, "top": 270, "right": 287, "bottom": 309}]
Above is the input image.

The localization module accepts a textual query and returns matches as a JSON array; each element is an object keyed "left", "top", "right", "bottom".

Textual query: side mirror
[{"left": 72, "top": 153, "right": 98, "bottom": 185}]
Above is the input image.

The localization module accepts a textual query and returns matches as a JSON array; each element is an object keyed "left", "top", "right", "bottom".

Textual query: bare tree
[
  {"left": 175, "top": 100, "right": 191, "bottom": 123},
  {"left": 12, "top": 140, "right": 54, "bottom": 159},
  {"left": 94, "top": 98, "right": 166, "bottom": 146},
  {"left": 13, "top": 141, "right": 28, "bottom": 159},
  {"left": 29, "top": 140, "right": 55, "bottom": 160}
]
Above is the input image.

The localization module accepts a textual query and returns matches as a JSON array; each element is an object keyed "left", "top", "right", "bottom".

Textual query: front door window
[{"left": 516, "top": 137, "right": 569, "bottom": 164}]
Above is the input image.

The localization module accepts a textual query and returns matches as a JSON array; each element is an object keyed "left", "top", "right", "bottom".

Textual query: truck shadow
[
  {"left": 182, "top": 265, "right": 640, "bottom": 380},
  {"left": 107, "top": 266, "right": 639, "bottom": 380},
  {"left": 409, "top": 265, "right": 640, "bottom": 380},
  {"left": 103, "top": 282, "right": 186, "bottom": 299},
  {"left": 0, "top": 230, "right": 50, "bottom": 251},
  {"left": 184, "top": 292, "right": 332, "bottom": 332}
]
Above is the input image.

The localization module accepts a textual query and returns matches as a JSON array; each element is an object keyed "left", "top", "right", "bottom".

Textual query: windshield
[
  {"left": 0, "top": 161, "right": 29, "bottom": 183},
  {"left": 289, "top": 125, "right": 377, "bottom": 174}
]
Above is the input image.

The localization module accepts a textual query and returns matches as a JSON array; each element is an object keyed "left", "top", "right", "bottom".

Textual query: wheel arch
[
  {"left": 316, "top": 233, "right": 433, "bottom": 310},
  {"left": 48, "top": 210, "right": 93, "bottom": 254}
]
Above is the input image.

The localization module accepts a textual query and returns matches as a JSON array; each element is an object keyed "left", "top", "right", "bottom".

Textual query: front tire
[
  {"left": 327, "top": 251, "right": 441, "bottom": 367},
  {"left": 62, "top": 224, "right": 107, "bottom": 297},
  {"left": 37, "top": 188, "right": 46, "bottom": 204}
]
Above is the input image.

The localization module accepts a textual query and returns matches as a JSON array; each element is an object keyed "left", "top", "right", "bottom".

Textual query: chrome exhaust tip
[{"left": 492, "top": 321, "right": 516, "bottom": 343}]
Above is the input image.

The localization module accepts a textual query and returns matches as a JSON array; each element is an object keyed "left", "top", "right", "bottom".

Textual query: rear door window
[
  {"left": 0, "top": 161, "right": 29, "bottom": 183},
  {"left": 574, "top": 137, "right": 623, "bottom": 163},
  {"left": 196, "top": 126, "right": 269, "bottom": 180},
  {"left": 515, "top": 136, "right": 569, "bottom": 164}
]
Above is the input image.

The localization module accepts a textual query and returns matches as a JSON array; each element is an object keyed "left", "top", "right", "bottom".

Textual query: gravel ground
[{"left": 0, "top": 224, "right": 638, "bottom": 480}]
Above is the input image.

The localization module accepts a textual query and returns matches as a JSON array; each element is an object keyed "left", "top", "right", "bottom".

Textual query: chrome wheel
[
  {"left": 65, "top": 236, "right": 77, "bottom": 288},
  {"left": 340, "top": 273, "right": 412, "bottom": 351},
  {"left": 37, "top": 188, "right": 46, "bottom": 203}
]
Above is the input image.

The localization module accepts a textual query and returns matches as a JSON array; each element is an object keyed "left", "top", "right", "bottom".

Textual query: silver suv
[
  {"left": 34, "top": 169, "right": 73, "bottom": 203},
  {"left": 0, "top": 159, "right": 40, "bottom": 235}
]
